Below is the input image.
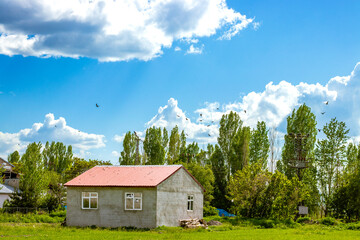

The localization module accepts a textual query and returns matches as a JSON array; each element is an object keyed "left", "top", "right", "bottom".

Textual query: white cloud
[
  {"left": 0, "top": 113, "right": 105, "bottom": 158},
  {"left": 0, "top": 0, "right": 253, "bottom": 61},
  {"left": 113, "top": 134, "right": 125, "bottom": 143},
  {"left": 186, "top": 44, "right": 204, "bottom": 54},
  {"left": 112, "top": 150, "right": 120, "bottom": 157},
  {"left": 174, "top": 46, "right": 181, "bottom": 51},
  {"left": 123, "top": 62, "right": 360, "bottom": 147},
  {"left": 146, "top": 98, "right": 218, "bottom": 144}
]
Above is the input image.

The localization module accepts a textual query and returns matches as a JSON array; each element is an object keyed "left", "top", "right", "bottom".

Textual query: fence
[{"left": 2, "top": 207, "right": 49, "bottom": 214}]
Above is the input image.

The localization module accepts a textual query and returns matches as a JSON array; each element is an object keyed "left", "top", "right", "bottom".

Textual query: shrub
[
  {"left": 203, "top": 206, "right": 218, "bottom": 217},
  {"left": 296, "top": 217, "right": 311, "bottom": 224},
  {"left": 320, "top": 217, "right": 337, "bottom": 226}
]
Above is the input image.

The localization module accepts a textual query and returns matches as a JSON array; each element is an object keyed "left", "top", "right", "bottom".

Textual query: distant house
[
  {"left": 0, "top": 158, "right": 20, "bottom": 208},
  {"left": 64, "top": 165, "right": 204, "bottom": 228}
]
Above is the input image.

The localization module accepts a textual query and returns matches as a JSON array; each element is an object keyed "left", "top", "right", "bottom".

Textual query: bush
[
  {"left": 49, "top": 210, "right": 66, "bottom": 218},
  {"left": 0, "top": 211, "right": 65, "bottom": 223},
  {"left": 203, "top": 206, "right": 218, "bottom": 217},
  {"left": 346, "top": 223, "right": 360, "bottom": 230},
  {"left": 320, "top": 217, "right": 337, "bottom": 226},
  {"left": 296, "top": 217, "right": 311, "bottom": 224}
]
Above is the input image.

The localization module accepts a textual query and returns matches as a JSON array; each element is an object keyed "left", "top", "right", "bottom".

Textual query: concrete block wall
[
  {"left": 67, "top": 186, "right": 157, "bottom": 228},
  {"left": 156, "top": 168, "right": 203, "bottom": 227}
]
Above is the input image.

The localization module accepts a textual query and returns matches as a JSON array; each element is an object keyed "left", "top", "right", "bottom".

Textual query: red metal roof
[{"left": 64, "top": 165, "right": 203, "bottom": 190}]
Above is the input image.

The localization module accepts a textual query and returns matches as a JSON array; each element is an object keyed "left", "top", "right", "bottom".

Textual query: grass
[{"left": 0, "top": 221, "right": 359, "bottom": 239}]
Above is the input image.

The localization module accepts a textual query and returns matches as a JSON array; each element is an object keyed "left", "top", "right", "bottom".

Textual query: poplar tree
[
  {"left": 168, "top": 126, "right": 180, "bottom": 164},
  {"left": 249, "top": 121, "right": 270, "bottom": 170},
  {"left": 10, "top": 142, "right": 47, "bottom": 208},
  {"left": 315, "top": 118, "right": 349, "bottom": 216},
  {"left": 119, "top": 131, "right": 137, "bottom": 165},
  {"left": 218, "top": 111, "right": 243, "bottom": 177},
  {"left": 144, "top": 127, "right": 165, "bottom": 165}
]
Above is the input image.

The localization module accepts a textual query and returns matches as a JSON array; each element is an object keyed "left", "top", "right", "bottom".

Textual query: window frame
[
  {"left": 125, "top": 192, "right": 142, "bottom": 211},
  {"left": 82, "top": 192, "right": 98, "bottom": 210},
  {"left": 187, "top": 195, "right": 194, "bottom": 211}
]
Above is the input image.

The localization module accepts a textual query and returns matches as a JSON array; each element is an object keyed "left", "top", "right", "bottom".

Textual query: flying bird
[
  {"left": 207, "top": 125, "right": 210, "bottom": 127},
  {"left": 199, "top": 119, "right": 203, "bottom": 122},
  {"left": 186, "top": 118, "right": 188, "bottom": 120},
  {"left": 96, "top": 103, "right": 99, "bottom": 107},
  {"left": 208, "top": 134, "right": 211, "bottom": 136},
  {"left": 177, "top": 115, "right": 180, "bottom": 117},
  {"left": 217, "top": 107, "right": 219, "bottom": 110},
  {"left": 200, "top": 113, "right": 202, "bottom": 117},
  {"left": 212, "top": 121, "right": 214, "bottom": 123},
  {"left": 244, "top": 110, "right": 247, "bottom": 113},
  {"left": 318, "top": 129, "right": 321, "bottom": 132},
  {"left": 321, "top": 112, "right": 325, "bottom": 115},
  {"left": 324, "top": 101, "right": 329, "bottom": 105}
]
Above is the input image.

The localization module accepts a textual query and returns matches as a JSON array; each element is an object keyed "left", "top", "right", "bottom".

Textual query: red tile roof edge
[{"left": 64, "top": 165, "right": 205, "bottom": 192}]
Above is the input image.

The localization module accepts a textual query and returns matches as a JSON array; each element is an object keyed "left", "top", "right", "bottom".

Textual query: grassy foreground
[{"left": 0, "top": 223, "right": 359, "bottom": 240}]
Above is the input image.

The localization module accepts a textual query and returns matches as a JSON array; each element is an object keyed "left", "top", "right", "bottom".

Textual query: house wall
[
  {"left": 156, "top": 168, "right": 203, "bottom": 227},
  {"left": 66, "top": 187, "right": 157, "bottom": 228},
  {"left": 0, "top": 194, "right": 11, "bottom": 208}
]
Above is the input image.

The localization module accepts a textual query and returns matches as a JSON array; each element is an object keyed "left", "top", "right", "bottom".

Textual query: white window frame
[
  {"left": 125, "top": 192, "right": 142, "bottom": 210},
  {"left": 187, "top": 195, "right": 194, "bottom": 211},
  {"left": 82, "top": 192, "right": 98, "bottom": 209}
]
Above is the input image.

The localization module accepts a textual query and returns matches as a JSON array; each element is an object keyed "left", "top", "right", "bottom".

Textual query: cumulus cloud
[
  {"left": 112, "top": 150, "right": 120, "bottom": 157},
  {"left": 0, "top": 0, "right": 254, "bottom": 61},
  {"left": 146, "top": 98, "right": 218, "bottom": 144},
  {"left": 186, "top": 44, "right": 204, "bottom": 54},
  {"left": 119, "top": 62, "right": 360, "bottom": 147},
  {"left": 0, "top": 113, "right": 105, "bottom": 158}
]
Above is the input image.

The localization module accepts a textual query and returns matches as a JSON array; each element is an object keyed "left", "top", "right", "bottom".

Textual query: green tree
[
  {"left": 315, "top": 118, "right": 349, "bottom": 216},
  {"left": 210, "top": 145, "right": 231, "bottom": 210},
  {"left": 346, "top": 143, "right": 359, "bottom": 174},
  {"left": 218, "top": 111, "right": 243, "bottom": 177},
  {"left": 42, "top": 141, "right": 73, "bottom": 177},
  {"left": 228, "top": 164, "right": 308, "bottom": 219},
  {"left": 178, "top": 130, "right": 187, "bottom": 163},
  {"left": 228, "top": 163, "right": 271, "bottom": 218},
  {"left": 8, "top": 150, "right": 20, "bottom": 164},
  {"left": 10, "top": 142, "right": 47, "bottom": 208},
  {"left": 185, "top": 142, "right": 200, "bottom": 164},
  {"left": 119, "top": 131, "right": 136, "bottom": 165},
  {"left": 278, "top": 104, "right": 317, "bottom": 178},
  {"left": 230, "top": 126, "right": 250, "bottom": 174},
  {"left": 332, "top": 170, "right": 360, "bottom": 221},
  {"left": 184, "top": 162, "right": 215, "bottom": 208},
  {"left": 249, "top": 121, "right": 270, "bottom": 169},
  {"left": 144, "top": 126, "right": 166, "bottom": 165},
  {"left": 168, "top": 126, "right": 181, "bottom": 164}
]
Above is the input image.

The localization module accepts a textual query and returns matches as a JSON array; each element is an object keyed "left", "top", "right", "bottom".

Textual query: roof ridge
[{"left": 94, "top": 165, "right": 183, "bottom": 167}]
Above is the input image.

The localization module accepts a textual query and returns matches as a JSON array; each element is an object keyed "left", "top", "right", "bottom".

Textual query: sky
[{"left": 1, "top": 0, "right": 360, "bottom": 164}]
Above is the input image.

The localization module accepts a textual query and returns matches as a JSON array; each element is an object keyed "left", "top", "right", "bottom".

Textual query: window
[
  {"left": 187, "top": 195, "right": 194, "bottom": 211},
  {"left": 125, "top": 192, "right": 142, "bottom": 210},
  {"left": 82, "top": 192, "right": 98, "bottom": 209}
]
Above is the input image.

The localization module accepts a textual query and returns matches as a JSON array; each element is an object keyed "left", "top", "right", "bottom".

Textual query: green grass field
[{"left": 0, "top": 223, "right": 359, "bottom": 240}]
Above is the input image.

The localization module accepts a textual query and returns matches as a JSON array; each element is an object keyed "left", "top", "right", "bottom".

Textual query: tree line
[
  {"left": 6, "top": 142, "right": 111, "bottom": 211},
  {"left": 119, "top": 104, "right": 360, "bottom": 220},
  {"left": 5, "top": 103, "right": 360, "bottom": 220}
]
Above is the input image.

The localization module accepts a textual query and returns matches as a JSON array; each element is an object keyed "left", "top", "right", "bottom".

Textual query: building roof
[
  {"left": 0, "top": 157, "right": 15, "bottom": 169},
  {"left": 64, "top": 165, "right": 204, "bottom": 191},
  {"left": 0, "top": 183, "right": 16, "bottom": 194}
]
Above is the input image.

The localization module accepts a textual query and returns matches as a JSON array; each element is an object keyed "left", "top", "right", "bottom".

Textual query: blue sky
[{"left": 1, "top": 0, "right": 360, "bottom": 163}]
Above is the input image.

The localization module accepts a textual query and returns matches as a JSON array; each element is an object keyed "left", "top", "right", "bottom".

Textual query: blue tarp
[{"left": 217, "top": 208, "right": 236, "bottom": 217}]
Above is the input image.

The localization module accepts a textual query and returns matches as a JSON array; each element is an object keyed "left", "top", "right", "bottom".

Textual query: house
[
  {"left": 0, "top": 157, "right": 20, "bottom": 208},
  {"left": 64, "top": 165, "right": 204, "bottom": 228}
]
